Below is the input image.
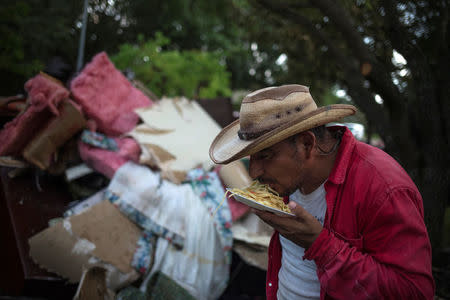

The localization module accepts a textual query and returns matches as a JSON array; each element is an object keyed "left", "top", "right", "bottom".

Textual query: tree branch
[
  {"left": 309, "top": 0, "right": 408, "bottom": 114},
  {"left": 253, "top": 0, "right": 419, "bottom": 167},
  {"left": 380, "top": 0, "right": 424, "bottom": 62}
]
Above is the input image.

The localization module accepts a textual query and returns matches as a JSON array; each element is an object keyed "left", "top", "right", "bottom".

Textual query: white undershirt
[{"left": 277, "top": 182, "right": 327, "bottom": 300}]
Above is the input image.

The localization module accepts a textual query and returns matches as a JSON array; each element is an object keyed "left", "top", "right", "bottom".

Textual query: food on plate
[{"left": 227, "top": 181, "right": 291, "bottom": 213}]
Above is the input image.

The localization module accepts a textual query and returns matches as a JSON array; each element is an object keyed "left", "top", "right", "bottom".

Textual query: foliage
[
  {"left": 0, "top": 0, "right": 259, "bottom": 95},
  {"left": 321, "top": 88, "right": 368, "bottom": 130},
  {"left": 111, "top": 33, "right": 231, "bottom": 99},
  {"left": 0, "top": 0, "right": 83, "bottom": 94},
  {"left": 112, "top": 0, "right": 276, "bottom": 91},
  {"left": 0, "top": 2, "right": 43, "bottom": 79}
]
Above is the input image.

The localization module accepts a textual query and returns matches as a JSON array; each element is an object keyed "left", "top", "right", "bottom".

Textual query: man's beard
[{"left": 278, "top": 174, "right": 302, "bottom": 197}]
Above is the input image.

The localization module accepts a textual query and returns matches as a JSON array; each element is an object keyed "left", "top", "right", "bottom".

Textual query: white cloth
[
  {"left": 106, "top": 162, "right": 187, "bottom": 238},
  {"left": 107, "top": 162, "right": 229, "bottom": 299},
  {"left": 277, "top": 183, "right": 327, "bottom": 300}
]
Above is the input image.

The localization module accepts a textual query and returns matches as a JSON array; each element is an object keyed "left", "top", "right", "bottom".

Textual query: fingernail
[{"left": 288, "top": 201, "right": 297, "bottom": 210}]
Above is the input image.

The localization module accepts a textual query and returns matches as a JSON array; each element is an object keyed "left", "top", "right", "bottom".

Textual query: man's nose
[{"left": 248, "top": 156, "right": 263, "bottom": 180}]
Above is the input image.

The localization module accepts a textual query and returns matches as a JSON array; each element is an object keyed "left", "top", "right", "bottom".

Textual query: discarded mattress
[
  {"left": 23, "top": 99, "right": 86, "bottom": 169},
  {"left": 0, "top": 73, "right": 70, "bottom": 155},
  {"left": 79, "top": 136, "right": 141, "bottom": 179},
  {"left": 70, "top": 52, "right": 153, "bottom": 136}
]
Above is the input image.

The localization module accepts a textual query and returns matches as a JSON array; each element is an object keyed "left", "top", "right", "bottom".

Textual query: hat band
[{"left": 238, "top": 127, "right": 274, "bottom": 140}]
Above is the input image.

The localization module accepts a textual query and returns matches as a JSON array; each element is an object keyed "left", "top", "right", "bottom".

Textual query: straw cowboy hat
[{"left": 209, "top": 84, "right": 356, "bottom": 164}]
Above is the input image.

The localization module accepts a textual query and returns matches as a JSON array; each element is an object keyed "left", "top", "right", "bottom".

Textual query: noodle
[{"left": 227, "top": 181, "right": 291, "bottom": 213}]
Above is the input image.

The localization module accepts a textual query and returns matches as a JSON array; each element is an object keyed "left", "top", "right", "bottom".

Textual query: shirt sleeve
[{"left": 303, "top": 188, "right": 435, "bottom": 299}]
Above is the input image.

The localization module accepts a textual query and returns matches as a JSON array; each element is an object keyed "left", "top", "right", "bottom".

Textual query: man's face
[{"left": 248, "top": 138, "right": 305, "bottom": 197}]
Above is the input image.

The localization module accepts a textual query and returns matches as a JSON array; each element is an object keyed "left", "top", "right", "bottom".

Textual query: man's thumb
[{"left": 288, "top": 201, "right": 305, "bottom": 218}]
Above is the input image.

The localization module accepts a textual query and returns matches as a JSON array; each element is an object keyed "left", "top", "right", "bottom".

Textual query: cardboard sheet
[
  {"left": 29, "top": 200, "right": 142, "bottom": 285},
  {"left": 231, "top": 213, "right": 273, "bottom": 247},
  {"left": 69, "top": 200, "right": 142, "bottom": 274},
  {"left": 233, "top": 241, "right": 268, "bottom": 271},
  {"left": 231, "top": 214, "right": 272, "bottom": 270},
  {"left": 29, "top": 221, "right": 93, "bottom": 282},
  {"left": 130, "top": 97, "right": 222, "bottom": 183}
]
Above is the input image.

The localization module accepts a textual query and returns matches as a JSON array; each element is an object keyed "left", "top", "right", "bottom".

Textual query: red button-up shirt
[{"left": 266, "top": 127, "right": 434, "bottom": 299}]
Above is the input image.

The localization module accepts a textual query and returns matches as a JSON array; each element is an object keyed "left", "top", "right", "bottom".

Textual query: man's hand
[{"left": 254, "top": 201, "right": 323, "bottom": 249}]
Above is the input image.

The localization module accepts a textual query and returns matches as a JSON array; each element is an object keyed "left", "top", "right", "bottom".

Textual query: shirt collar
[{"left": 327, "top": 126, "right": 356, "bottom": 185}]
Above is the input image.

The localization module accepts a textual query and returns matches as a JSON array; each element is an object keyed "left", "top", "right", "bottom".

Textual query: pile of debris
[{"left": 0, "top": 52, "right": 271, "bottom": 300}]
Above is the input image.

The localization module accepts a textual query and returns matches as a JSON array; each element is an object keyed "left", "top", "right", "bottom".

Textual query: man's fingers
[
  {"left": 253, "top": 208, "right": 290, "bottom": 227},
  {"left": 253, "top": 209, "right": 277, "bottom": 222}
]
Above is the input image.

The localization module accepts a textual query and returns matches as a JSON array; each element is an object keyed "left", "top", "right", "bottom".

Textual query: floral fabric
[
  {"left": 81, "top": 130, "right": 119, "bottom": 151},
  {"left": 186, "top": 168, "right": 233, "bottom": 264},
  {"left": 132, "top": 231, "right": 157, "bottom": 274}
]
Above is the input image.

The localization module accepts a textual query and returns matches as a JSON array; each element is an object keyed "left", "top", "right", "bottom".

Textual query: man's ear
[{"left": 297, "top": 131, "right": 315, "bottom": 159}]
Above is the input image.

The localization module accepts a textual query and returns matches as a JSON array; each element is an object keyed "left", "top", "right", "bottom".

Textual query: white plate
[{"left": 227, "top": 189, "right": 295, "bottom": 217}]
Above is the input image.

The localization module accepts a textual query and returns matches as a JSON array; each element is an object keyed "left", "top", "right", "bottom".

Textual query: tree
[
  {"left": 0, "top": 0, "right": 262, "bottom": 94},
  {"left": 117, "top": 0, "right": 270, "bottom": 90},
  {"left": 0, "top": 0, "right": 83, "bottom": 94},
  {"left": 111, "top": 33, "right": 232, "bottom": 99},
  {"left": 238, "top": 0, "right": 449, "bottom": 258}
]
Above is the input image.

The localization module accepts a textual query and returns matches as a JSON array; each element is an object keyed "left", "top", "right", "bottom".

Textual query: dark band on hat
[{"left": 238, "top": 128, "right": 272, "bottom": 140}]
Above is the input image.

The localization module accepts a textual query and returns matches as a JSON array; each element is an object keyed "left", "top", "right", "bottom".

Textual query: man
[{"left": 209, "top": 85, "right": 434, "bottom": 299}]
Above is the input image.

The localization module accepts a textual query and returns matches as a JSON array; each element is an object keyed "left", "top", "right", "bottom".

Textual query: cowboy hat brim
[{"left": 209, "top": 104, "right": 356, "bottom": 164}]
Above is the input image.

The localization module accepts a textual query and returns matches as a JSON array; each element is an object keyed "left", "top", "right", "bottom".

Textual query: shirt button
[{"left": 269, "top": 283, "right": 272, "bottom": 287}]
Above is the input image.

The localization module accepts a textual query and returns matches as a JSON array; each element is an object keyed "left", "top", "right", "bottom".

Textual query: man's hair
[
  {"left": 287, "top": 125, "right": 342, "bottom": 155},
  {"left": 310, "top": 125, "right": 327, "bottom": 141},
  {"left": 287, "top": 125, "right": 327, "bottom": 146}
]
